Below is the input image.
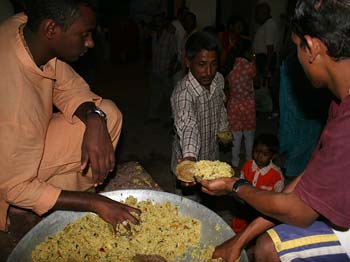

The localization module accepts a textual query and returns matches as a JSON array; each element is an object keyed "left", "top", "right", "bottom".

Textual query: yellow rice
[
  {"left": 194, "top": 161, "right": 233, "bottom": 180},
  {"left": 32, "top": 196, "right": 218, "bottom": 262}
]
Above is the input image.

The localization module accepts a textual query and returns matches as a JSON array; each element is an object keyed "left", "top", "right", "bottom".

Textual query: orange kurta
[{"left": 0, "top": 14, "right": 121, "bottom": 231}]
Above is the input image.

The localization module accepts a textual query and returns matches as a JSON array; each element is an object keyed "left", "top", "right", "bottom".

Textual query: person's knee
[
  {"left": 99, "top": 99, "right": 123, "bottom": 143},
  {"left": 254, "top": 233, "right": 280, "bottom": 262}
]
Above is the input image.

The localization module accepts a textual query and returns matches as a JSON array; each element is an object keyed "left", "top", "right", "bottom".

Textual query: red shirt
[
  {"left": 232, "top": 159, "right": 284, "bottom": 233},
  {"left": 241, "top": 160, "right": 284, "bottom": 192},
  {"left": 295, "top": 98, "right": 350, "bottom": 228}
]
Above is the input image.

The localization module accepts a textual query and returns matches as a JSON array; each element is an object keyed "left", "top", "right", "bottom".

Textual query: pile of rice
[
  {"left": 194, "top": 160, "right": 233, "bottom": 180},
  {"left": 32, "top": 196, "right": 217, "bottom": 261}
]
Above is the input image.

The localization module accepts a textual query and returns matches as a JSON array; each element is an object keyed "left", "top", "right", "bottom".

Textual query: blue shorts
[{"left": 267, "top": 221, "right": 350, "bottom": 262}]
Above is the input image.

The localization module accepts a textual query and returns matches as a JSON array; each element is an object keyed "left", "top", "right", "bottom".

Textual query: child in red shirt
[{"left": 232, "top": 133, "right": 284, "bottom": 233}]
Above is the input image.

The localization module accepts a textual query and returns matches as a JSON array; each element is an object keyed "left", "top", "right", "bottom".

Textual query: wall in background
[
  {"left": 186, "top": 0, "right": 216, "bottom": 30},
  {"left": 219, "top": 0, "right": 288, "bottom": 34}
]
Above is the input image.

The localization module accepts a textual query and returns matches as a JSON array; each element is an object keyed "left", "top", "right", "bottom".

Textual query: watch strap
[{"left": 232, "top": 179, "right": 251, "bottom": 193}]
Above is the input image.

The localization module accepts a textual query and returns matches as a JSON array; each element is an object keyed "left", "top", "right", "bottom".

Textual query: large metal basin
[{"left": 8, "top": 189, "right": 248, "bottom": 261}]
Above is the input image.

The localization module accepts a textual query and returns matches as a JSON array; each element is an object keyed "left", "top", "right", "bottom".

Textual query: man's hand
[
  {"left": 92, "top": 194, "right": 141, "bottom": 228},
  {"left": 54, "top": 191, "right": 141, "bottom": 229},
  {"left": 74, "top": 102, "right": 115, "bottom": 187},
  {"left": 212, "top": 234, "right": 243, "bottom": 262},
  {"left": 81, "top": 114, "right": 115, "bottom": 186},
  {"left": 198, "top": 177, "right": 238, "bottom": 196}
]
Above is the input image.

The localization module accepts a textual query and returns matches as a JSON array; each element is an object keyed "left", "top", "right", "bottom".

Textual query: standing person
[
  {"left": 0, "top": 0, "right": 140, "bottom": 232},
  {"left": 198, "top": 1, "right": 350, "bottom": 261},
  {"left": 146, "top": 15, "right": 176, "bottom": 123},
  {"left": 176, "top": 11, "right": 198, "bottom": 77},
  {"left": 232, "top": 133, "right": 284, "bottom": 234},
  {"left": 171, "top": 31, "right": 229, "bottom": 196},
  {"left": 219, "top": 16, "right": 249, "bottom": 75},
  {"left": 171, "top": 7, "right": 188, "bottom": 86},
  {"left": 226, "top": 38, "right": 256, "bottom": 169},
  {"left": 253, "top": 2, "right": 279, "bottom": 118}
]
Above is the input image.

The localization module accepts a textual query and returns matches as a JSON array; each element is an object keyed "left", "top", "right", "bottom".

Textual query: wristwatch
[
  {"left": 232, "top": 179, "right": 251, "bottom": 194},
  {"left": 86, "top": 107, "right": 107, "bottom": 121}
]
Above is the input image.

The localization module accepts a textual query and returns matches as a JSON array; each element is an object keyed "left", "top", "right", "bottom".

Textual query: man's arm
[
  {"left": 53, "top": 191, "right": 141, "bottom": 228},
  {"left": 74, "top": 102, "right": 115, "bottom": 186},
  {"left": 211, "top": 174, "right": 314, "bottom": 261},
  {"left": 213, "top": 216, "right": 275, "bottom": 261},
  {"left": 171, "top": 89, "right": 200, "bottom": 160},
  {"left": 235, "top": 174, "right": 318, "bottom": 227},
  {"left": 74, "top": 101, "right": 100, "bottom": 124},
  {"left": 171, "top": 87, "right": 200, "bottom": 187}
]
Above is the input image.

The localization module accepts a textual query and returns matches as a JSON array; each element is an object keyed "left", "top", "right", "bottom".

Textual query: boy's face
[
  {"left": 253, "top": 144, "right": 274, "bottom": 168},
  {"left": 186, "top": 49, "right": 218, "bottom": 90}
]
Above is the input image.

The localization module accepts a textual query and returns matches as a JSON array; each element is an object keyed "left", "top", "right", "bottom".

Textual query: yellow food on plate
[
  {"left": 217, "top": 131, "right": 233, "bottom": 144},
  {"left": 194, "top": 160, "right": 234, "bottom": 180},
  {"left": 32, "top": 196, "right": 216, "bottom": 261},
  {"left": 176, "top": 160, "right": 234, "bottom": 182}
]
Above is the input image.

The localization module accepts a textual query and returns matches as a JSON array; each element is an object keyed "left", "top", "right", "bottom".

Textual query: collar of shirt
[
  {"left": 329, "top": 95, "right": 350, "bottom": 119},
  {"left": 251, "top": 160, "right": 273, "bottom": 176},
  {"left": 15, "top": 14, "right": 56, "bottom": 80},
  {"left": 187, "top": 71, "right": 220, "bottom": 98}
]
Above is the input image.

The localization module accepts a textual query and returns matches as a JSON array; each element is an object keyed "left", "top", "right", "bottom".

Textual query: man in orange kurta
[{"left": 0, "top": 1, "right": 140, "bottom": 231}]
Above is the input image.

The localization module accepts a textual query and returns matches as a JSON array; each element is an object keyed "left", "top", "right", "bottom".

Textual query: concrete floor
[{"left": 0, "top": 55, "right": 279, "bottom": 261}]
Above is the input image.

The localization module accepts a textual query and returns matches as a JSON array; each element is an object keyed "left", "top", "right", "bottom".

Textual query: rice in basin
[{"left": 31, "top": 196, "right": 217, "bottom": 261}]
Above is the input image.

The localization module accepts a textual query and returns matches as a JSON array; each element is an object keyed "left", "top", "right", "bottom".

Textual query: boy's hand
[
  {"left": 198, "top": 177, "right": 238, "bottom": 196},
  {"left": 217, "top": 131, "right": 233, "bottom": 144}
]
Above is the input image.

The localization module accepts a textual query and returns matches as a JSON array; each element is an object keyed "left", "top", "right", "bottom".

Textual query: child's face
[{"left": 253, "top": 144, "right": 274, "bottom": 168}]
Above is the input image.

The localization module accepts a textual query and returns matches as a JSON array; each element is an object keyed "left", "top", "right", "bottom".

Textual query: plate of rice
[{"left": 176, "top": 160, "right": 234, "bottom": 182}]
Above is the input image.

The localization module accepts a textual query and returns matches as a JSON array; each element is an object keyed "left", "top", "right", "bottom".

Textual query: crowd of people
[{"left": 0, "top": 0, "right": 349, "bottom": 261}]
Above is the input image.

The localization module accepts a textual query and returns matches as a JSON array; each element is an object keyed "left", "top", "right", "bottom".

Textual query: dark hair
[
  {"left": 185, "top": 31, "right": 222, "bottom": 61},
  {"left": 235, "top": 38, "right": 252, "bottom": 58},
  {"left": 177, "top": 6, "right": 189, "bottom": 18},
  {"left": 202, "top": 25, "right": 218, "bottom": 37},
  {"left": 25, "top": 0, "right": 95, "bottom": 32},
  {"left": 183, "top": 12, "right": 197, "bottom": 33},
  {"left": 254, "top": 133, "right": 279, "bottom": 154},
  {"left": 291, "top": 0, "right": 350, "bottom": 60},
  {"left": 256, "top": 2, "right": 271, "bottom": 15},
  {"left": 227, "top": 16, "right": 249, "bottom": 36}
]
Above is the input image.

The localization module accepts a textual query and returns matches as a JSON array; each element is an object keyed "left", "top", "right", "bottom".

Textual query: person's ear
[
  {"left": 41, "top": 19, "right": 61, "bottom": 40},
  {"left": 304, "top": 35, "right": 326, "bottom": 64}
]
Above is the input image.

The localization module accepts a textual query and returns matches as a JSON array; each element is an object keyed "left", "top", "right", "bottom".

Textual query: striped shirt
[{"left": 171, "top": 71, "right": 229, "bottom": 172}]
